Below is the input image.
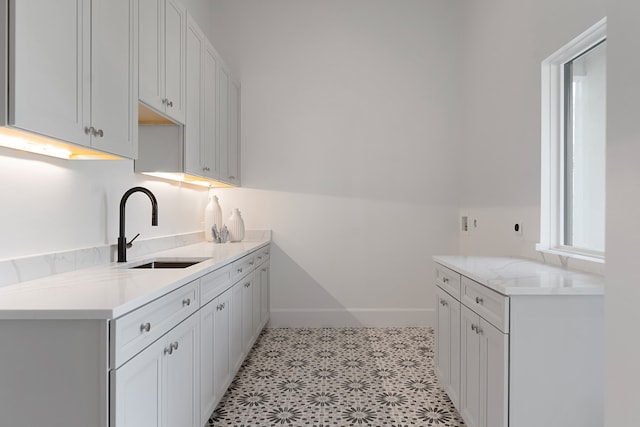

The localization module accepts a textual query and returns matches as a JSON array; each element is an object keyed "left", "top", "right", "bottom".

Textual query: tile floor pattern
[{"left": 208, "top": 327, "right": 465, "bottom": 426}]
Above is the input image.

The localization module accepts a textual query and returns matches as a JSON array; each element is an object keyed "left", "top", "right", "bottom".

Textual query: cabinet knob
[
  {"left": 244, "top": 282, "right": 250, "bottom": 288},
  {"left": 95, "top": 128, "right": 104, "bottom": 137},
  {"left": 140, "top": 322, "right": 151, "bottom": 333},
  {"left": 172, "top": 341, "right": 179, "bottom": 351},
  {"left": 164, "top": 345, "right": 173, "bottom": 355},
  {"left": 228, "top": 176, "right": 236, "bottom": 180},
  {"left": 182, "top": 298, "right": 191, "bottom": 307},
  {"left": 167, "top": 100, "right": 174, "bottom": 107},
  {"left": 84, "top": 126, "right": 95, "bottom": 135},
  {"left": 237, "top": 268, "right": 243, "bottom": 273},
  {"left": 443, "top": 277, "right": 449, "bottom": 283},
  {"left": 162, "top": 98, "right": 168, "bottom": 105},
  {"left": 262, "top": 268, "right": 267, "bottom": 272},
  {"left": 475, "top": 297, "right": 484, "bottom": 305},
  {"left": 249, "top": 261, "right": 255, "bottom": 266},
  {"left": 440, "top": 299, "right": 448, "bottom": 307}
]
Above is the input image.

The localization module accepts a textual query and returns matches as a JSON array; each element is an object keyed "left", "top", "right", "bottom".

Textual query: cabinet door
[
  {"left": 241, "top": 274, "right": 254, "bottom": 353},
  {"left": 184, "top": 17, "right": 203, "bottom": 175},
  {"left": 164, "top": 0, "right": 186, "bottom": 123},
  {"left": 139, "top": 0, "right": 164, "bottom": 112},
  {"left": 213, "top": 288, "right": 232, "bottom": 400},
  {"left": 91, "top": 0, "right": 137, "bottom": 158},
  {"left": 199, "top": 299, "right": 216, "bottom": 426},
  {"left": 480, "top": 319, "right": 508, "bottom": 427},
  {"left": 230, "top": 280, "right": 244, "bottom": 372},
  {"left": 460, "top": 305, "right": 481, "bottom": 427},
  {"left": 202, "top": 43, "right": 218, "bottom": 179},
  {"left": 435, "top": 287, "right": 460, "bottom": 407},
  {"left": 259, "top": 264, "right": 270, "bottom": 328},
  {"left": 9, "top": 0, "right": 89, "bottom": 145},
  {"left": 111, "top": 337, "right": 164, "bottom": 427},
  {"left": 227, "top": 79, "right": 240, "bottom": 185},
  {"left": 163, "top": 314, "right": 199, "bottom": 427},
  {"left": 218, "top": 67, "right": 230, "bottom": 180}
]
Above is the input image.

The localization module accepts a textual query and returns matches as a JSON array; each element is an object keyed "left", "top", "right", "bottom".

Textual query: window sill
[{"left": 535, "top": 244, "right": 605, "bottom": 265}]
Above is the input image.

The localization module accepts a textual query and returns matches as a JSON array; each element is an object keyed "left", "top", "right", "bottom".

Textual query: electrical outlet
[
  {"left": 461, "top": 216, "right": 469, "bottom": 232},
  {"left": 514, "top": 222, "right": 523, "bottom": 235}
]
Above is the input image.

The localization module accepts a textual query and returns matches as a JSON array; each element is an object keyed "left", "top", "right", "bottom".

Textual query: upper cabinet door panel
[
  {"left": 227, "top": 80, "right": 240, "bottom": 185},
  {"left": 184, "top": 18, "right": 203, "bottom": 175},
  {"left": 203, "top": 43, "right": 218, "bottom": 179},
  {"left": 164, "top": 0, "right": 186, "bottom": 123},
  {"left": 91, "top": 0, "right": 138, "bottom": 158},
  {"left": 9, "top": 0, "right": 89, "bottom": 145},
  {"left": 139, "top": 0, "right": 164, "bottom": 111}
]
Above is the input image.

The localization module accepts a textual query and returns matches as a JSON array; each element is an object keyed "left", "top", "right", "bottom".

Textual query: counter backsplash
[{"left": 0, "top": 230, "right": 271, "bottom": 288}]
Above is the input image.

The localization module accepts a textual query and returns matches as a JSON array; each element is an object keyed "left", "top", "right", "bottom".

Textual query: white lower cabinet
[
  {"left": 259, "top": 264, "right": 270, "bottom": 327},
  {"left": 200, "top": 287, "right": 232, "bottom": 425},
  {"left": 459, "top": 305, "right": 507, "bottom": 427},
  {"left": 434, "top": 260, "right": 604, "bottom": 427},
  {"left": 111, "top": 313, "right": 199, "bottom": 427},
  {"left": 241, "top": 272, "right": 256, "bottom": 354},
  {"left": 230, "top": 280, "right": 244, "bottom": 373},
  {"left": 434, "top": 286, "right": 460, "bottom": 408}
]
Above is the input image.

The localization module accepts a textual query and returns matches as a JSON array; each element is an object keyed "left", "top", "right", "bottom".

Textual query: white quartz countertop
[
  {"left": 0, "top": 238, "right": 270, "bottom": 320},
  {"left": 433, "top": 255, "right": 604, "bottom": 296}
]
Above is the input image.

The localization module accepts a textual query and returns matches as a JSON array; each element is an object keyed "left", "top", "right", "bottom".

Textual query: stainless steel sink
[{"left": 121, "top": 257, "right": 210, "bottom": 269}]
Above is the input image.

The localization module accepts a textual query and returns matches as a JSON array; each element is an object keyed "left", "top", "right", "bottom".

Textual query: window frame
[{"left": 538, "top": 18, "right": 607, "bottom": 263}]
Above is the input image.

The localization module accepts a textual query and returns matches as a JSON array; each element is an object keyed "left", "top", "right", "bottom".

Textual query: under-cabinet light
[
  {"left": 0, "top": 127, "right": 122, "bottom": 160},
  {"left": 141, "top": 172, "right": 236, "bottom": 188}
]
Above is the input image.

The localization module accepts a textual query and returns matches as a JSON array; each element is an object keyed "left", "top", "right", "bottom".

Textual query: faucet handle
[{"left": 127, "top": 233, "right": 140, "bottom": 249}]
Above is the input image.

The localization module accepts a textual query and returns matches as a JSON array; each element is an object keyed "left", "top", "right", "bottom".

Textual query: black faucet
[{"left": 118, "top": 187, "right": 158, "bottom": 262}]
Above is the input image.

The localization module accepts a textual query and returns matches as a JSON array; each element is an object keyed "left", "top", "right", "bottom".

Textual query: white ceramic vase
[
  {"left": 204, "top": 195, "right": 223, "bottom": 241},
  {"left": 227, "top": 208, "right": 245, "bottom": 242}
]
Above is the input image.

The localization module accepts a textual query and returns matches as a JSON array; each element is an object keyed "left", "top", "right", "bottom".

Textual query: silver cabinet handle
[
  {"left": 84, "top": 126, "right": 95, "bottom": 135},
  {"left": 257, "top": 256, "right": 262, "bottom": 260},
  {"left": 164, "top": 345, "right": 173, "bottom": 355},
  {"left": 440, "top": 299, "right": 448, "bottom": 307},
  {"left": 262, "top": 268, "right": 267, "bottom": 272},
  {"left": 162, "top": 98, "right": 168, "bottom": 105},
  {"left": 475, "top": 297, "right": 483, "bottom": 305},
  {"left": 443, "top": 277, "right": 449, "bottom": 283},
  {"left": 249, "top": 261, "right": 255, "bottom": 266},
  {"left": 228, "top": 176, "right": 236, "bottom": 180},
  {"left": 167, "top": 100, "right": 173, "bottom": 107},
  {"left": 471, "top": 324, "right": 477, "bottom": 332},
  {"left": 140, "top": 322, "right": 151, "bottom": 333},
  {"left": 244, "top": 282, "right": 250, "bottom": 288},
  {"left": 172, "top": 341, "right": 179, "bottom": 351},
  {"left": 237, "top": 268, "right": 243, "bottom": 273},
  {"left": 182, "top": 298, "right": 191, "bottom": 307},
  {"left": 94, "top": 128, "right": 104, "bottom": 137},
  {"left": 202, "top": 166, "right": 211, "bottom": 172}
]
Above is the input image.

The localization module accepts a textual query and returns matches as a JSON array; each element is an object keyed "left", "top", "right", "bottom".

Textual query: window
[{"left": 539, "top": 18, "right": 606, "bottom": 261}]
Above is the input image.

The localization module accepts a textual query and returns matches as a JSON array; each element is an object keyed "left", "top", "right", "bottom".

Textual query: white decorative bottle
[
  {"left": 227, "top": 208, "right": 245, "bottom": 242},
  {"left": 212, "top": 195, "right": 223, "bottom": 231},
  {"left": 204, "top": 195, "right": 223, "bottom": 242},
  {"left": 204, "top": 197, "right": 214, "bottom": 241}
]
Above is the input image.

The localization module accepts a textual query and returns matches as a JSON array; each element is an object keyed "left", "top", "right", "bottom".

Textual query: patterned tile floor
[{"left": 208, "top": 327, "right": 465, "bottom": 426}]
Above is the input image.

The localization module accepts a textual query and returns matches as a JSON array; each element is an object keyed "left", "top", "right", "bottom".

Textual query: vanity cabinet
[
  {"left": 4, "top": 0, "right": 138, "bottom": 158},
  {"left": 139, "top": 0, "right": 186, "bottom": 123},
  {"left": 433, "top": 257, "right": 604, "bottom": 427}
]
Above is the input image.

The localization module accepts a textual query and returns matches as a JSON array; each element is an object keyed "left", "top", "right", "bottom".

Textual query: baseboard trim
[{"left": 268, "top": 308, "right": 435, "bottom": 329}]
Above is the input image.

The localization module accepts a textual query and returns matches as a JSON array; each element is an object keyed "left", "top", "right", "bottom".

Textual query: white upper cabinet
[
  {"left": 218, "top": 66, "right": 241, "bottom": 186},
  {"left": 185, "top": 15, "right": 218, "bottom": 179},
  {"left": 139, "top": 0, "right": 186, "bottom": 123},
  {"left": 6, "top": 0, "right": 138, "bottom": 159}
]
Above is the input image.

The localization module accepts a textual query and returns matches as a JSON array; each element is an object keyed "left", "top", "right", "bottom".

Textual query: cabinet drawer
[
  {"left": 461, "top": 277, "right": 509, "bottom": 333},
  {"left": 111, "top": 280, "right": 199, "bottom": 368},
  {"left": 435, "top": 263, "right": 461, "bottom": 299},
  {"left": 254, "top": 245, "right": 270, "bottom": 266},
  {"left": 232, "top": 254, "right": 255, "bottom": 281},
  {"left": 200, "top": 265, "right": 232, "bottom": 306}
]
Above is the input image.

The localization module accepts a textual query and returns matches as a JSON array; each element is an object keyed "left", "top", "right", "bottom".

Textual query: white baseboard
[{"left": 268, "top": 308, "right": 435, "bottom": 329}]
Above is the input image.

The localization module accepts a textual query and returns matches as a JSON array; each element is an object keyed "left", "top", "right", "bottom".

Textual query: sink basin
[{"left": 122, "top": 257, "right": 210, "bottom": 269}]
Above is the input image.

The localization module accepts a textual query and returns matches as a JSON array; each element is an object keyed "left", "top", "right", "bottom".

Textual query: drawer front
[
  {"left": 111, "top": 279, "right": 200, "bottom": 368},
  {"left": 232, "top": 254, "right": 256, "bottom": 281},
  {"left": 461, "top": 277, "right": 509, "bottom": 333},
  {"left": 435, "top": 263, "right": 461, "bottom": 299},
  {"left": 200, "top": 265, "right": 232, "bottom": 306},
  {"left": 254, "top": 245, "right": 270, "bottom": 266}
]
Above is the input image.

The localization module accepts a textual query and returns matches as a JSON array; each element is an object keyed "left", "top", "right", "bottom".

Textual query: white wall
[
  {"left": 0, "top": 149, "right": 206, "bottom": 260},
  {"left": 210, "top": 0, "right": 462, "bottom": 326},
  {"left": 605, "top": 1, "right": 640, "bottom": 424},
  {"left": 456, "top": 0, "right": 606, "bottom": 274}
]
